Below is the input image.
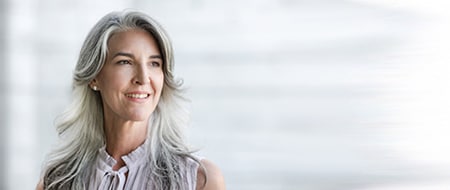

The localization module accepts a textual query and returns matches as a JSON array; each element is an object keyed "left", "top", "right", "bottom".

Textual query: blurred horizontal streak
[
  {"left": 361, "top": 180, "right": 450, "bottom": 190},
  {"left": 189, "top": 84, "right": 382, "bottom": 99},
  {"left": 179, "top": 63, "right": 385, "bottom": 87}
]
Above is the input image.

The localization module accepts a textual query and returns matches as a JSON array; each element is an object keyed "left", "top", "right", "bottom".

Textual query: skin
[
  {"left": 197, "top": 159, "right": 226, "bottom": 190},
  {"left": 36, "top": 29, "right": 225, "bottom": 189}
]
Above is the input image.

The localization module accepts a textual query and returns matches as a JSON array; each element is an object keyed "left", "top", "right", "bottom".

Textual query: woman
[{"left": 37, "top": 10, "right": 225, "bottom": 190}]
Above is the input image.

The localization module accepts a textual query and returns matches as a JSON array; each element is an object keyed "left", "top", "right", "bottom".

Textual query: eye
[
  {"left": 151, "top": 61, "right": 161, "bottom": 67},
  {"left": 117, "top": 60, "right": 132, "bottom": 65}
]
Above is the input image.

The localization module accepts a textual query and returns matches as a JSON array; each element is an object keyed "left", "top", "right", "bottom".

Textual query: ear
[{"left": 89, "top": 79, "right": 99, "bottom": 91}]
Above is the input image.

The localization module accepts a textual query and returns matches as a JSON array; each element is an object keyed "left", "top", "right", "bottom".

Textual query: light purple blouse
[{"left": 86, "top": 142, "right": 200, "bottom": 190}]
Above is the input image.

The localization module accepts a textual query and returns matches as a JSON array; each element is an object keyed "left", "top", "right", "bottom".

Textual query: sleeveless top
[{"left": 85, "top": 142, "right": 200, "bottom": 190}]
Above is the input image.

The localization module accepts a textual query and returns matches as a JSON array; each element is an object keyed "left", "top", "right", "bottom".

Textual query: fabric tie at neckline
[{"left": 98, "top": 167, "right": 129, "bottom": 190}]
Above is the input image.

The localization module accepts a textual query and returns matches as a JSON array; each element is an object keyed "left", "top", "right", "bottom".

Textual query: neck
[{"left": 104, "top": 118, "right": 148, "bottom": 170}]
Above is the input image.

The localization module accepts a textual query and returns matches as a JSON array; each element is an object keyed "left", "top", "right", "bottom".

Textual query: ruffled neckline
[{"left": 97, "top": 140, "right": 149, "bottom": 171}]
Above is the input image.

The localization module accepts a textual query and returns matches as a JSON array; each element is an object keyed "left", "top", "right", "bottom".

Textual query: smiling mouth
[{"left": 125, "top": 93, "right": 150, "bottom": 99}]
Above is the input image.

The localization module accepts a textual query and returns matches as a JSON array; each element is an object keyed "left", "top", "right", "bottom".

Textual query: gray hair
[{"left": 42, "top": 10, "right": 200, "bottom": 189}]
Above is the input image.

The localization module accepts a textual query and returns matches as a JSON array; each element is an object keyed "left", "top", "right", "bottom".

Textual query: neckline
[{"left": 97, "top": 140, "right": 149, "bottom": 171}]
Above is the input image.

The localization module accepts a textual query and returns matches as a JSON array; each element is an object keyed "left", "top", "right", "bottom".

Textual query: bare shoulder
[
  {"left": 36, "top": 179, "right": 44, "bottom": 190},
  {"left": 196, "top": 159, "right": 226, "bottom": 190}
]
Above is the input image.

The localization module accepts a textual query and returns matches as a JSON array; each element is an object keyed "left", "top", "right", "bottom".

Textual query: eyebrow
[{"left": 112, "top": 52, "right": 162, "bottom": 59}]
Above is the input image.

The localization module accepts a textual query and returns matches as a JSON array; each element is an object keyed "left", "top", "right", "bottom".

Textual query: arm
[{"left": 197, "top": 159, "right": 226, "bottom": 190}]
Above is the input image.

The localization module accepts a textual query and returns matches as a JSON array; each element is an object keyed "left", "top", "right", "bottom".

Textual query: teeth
[{"left": 126, "top": 93, "right": 149, "bottom": 99}]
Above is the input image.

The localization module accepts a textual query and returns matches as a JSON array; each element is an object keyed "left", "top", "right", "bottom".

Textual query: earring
[{"left": 92, "top": 86, "right": 98, "bottom": 91}]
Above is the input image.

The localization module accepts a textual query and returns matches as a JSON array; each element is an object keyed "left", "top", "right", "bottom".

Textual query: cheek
[
  {"left": 154, "top": 72, "right": 164, "bottom": 91},
  {"left": 99, "top": 69, "right": 130, "bottom": 89},
  {"left": 154, "top": 75, "right": 164, "bottom": 98},
  {"left": 97, "top": 75, "right": 129, "bottom": 104},
  {"left": 158, "top": 75, "right": 164, "bottom": 89}
]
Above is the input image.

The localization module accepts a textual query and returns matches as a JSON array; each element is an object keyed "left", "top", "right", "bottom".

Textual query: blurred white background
[{"left": 1, "top": 0, "right": 450, "bottom": 189}]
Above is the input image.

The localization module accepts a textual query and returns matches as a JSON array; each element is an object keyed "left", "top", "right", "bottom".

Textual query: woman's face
[{"left": 92, "top": 29, "right": 164, "bottom": 123}]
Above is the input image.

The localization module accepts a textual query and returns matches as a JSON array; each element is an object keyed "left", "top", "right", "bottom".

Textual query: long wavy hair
[{"left": 42, "top": 10, "right": 200, "bottom": 189}]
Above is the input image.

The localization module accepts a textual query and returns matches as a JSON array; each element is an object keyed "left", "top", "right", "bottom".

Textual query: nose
[{"left": 132, "top": 65, "right": 150, "bottom": 85}]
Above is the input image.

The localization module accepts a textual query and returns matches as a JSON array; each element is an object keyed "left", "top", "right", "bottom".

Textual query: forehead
[{"left": 107, "top": 28, "right": 160, "bottom": 54}]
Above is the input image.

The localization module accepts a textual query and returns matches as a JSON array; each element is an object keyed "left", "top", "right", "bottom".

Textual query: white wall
[
  {"left": 2, "top": 0, "right": 450, "bottom": 189},
  {"left": 0, "top": 0, "right": 6, "bottom": 189},
  {"left": 5, "top": 1, "right": 39, "bottom": 189}
]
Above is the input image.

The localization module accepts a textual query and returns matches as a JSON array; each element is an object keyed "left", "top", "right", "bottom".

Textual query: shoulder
[
  {"left": 36, "top": 179, "right": 44, "bottom": 190},
  {"left": 196, "top": 159, "right": 226, "bottom": 190}
]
